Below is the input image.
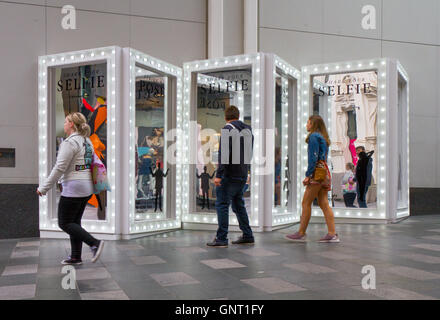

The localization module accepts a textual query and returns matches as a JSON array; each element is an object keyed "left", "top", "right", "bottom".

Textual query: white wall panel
[
  {"left": 46, "top": 0, "right": 130, "bottom": 15},
  {"left": 409, "top": 116, "right": 437, "bottom": 187},
  {"left": 383, "top": 0, "right": 438, "bottom": 45},
  {"left": 224, "top": 0, "right": 243, "bottom": 56},
  {"left": 130, "top": 16, "right": 206, "bottom": 66},
  {"left": 131, "top": 0, "right": 206, "bottom": 23},
  {"left": 259, "top": 28, "right": 322, "bottom": 69},
  {"left": 382, "top": 41, "right": 438, "bottom": 118},
  {"left": 321, "top": 34, "right": 381, "bottom": 64},
  {"left": 323, "top": 0, "right": 382, "bottom": 39},
  {"left": 0, "top": 3, "right": 45, "bottom": 128},
  {"left": 259, "top": 0, "right": 323, "bottom": 33},
  {"left": 0, "top": 126, "right": 38, "bottom": 183},
  {"left": 46, "top": 7, "right": 130, "bottom": 54}
]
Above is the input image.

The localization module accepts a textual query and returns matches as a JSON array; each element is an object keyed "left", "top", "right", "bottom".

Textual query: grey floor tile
[
  {"left": 77, "top": 278, "right": 121, "bottom": 293},
  {"left": 176, "top": 247, "right": 208, "bottom": 254},
  {"left": 116, "top": 244, "right": 145, "bottom": 251},
  {"left": 387, "top": 266, "right": 440, "bottom": 281},
  {"left": 0, "top": 273, "right": 37, "bottom": 287},
  {"left": 200, "top": 259, "right": 246, "bottom": 269},
  {"left": 421, "top": 235, "right": 440, "bottom": 242},
  {"left": 129, "top": 255, "right": 166, "bottom": 265},
  {"left": 1, "top": 264, "right": 38, "bottom": 276},
  {"left": 34, "top": 288, "right": 81, "bottom": 300},
  {"left": 283, "top": 262, "right": 338, "bottom": 274},
  {"left": 410, "top": 243, "right": 440, "bottom": 252},
  {"left": 314, "top": 251, "right": 357, "bottom": 261},
  {"left": 10, "top": 250, "right": 39, "bottom": 259},
  {"left": 352, "top": 284, "right": 438, "bottom": 300},
  {"left": 150, "top": 272, "right": 200, "bottom": 287},
  {"left": 238, "top": 248, "right": 280, "bottom": 257},
  {"left": 76, "top": 267, "right": 111, "bottom": 281},
  {"left": 0, "top": 284, "right": 36, "bottom": 300},
  {"left": 241, "top": 277, "right": 307, "bottom": 294},
  {"left": 16, "top": 241, "right": 40, "bottom": 248},
  {"left": 80, "top": 290, "right": 129, "bottom": 300},
  {"left": 426, "top": 229, "right": 440, "bottom": 233},
  {"left": 399, "top": 253, "right": 440, "bottom": 264}
]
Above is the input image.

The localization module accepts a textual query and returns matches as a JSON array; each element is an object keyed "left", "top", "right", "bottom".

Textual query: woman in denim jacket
[{"left": 286, "top": 115, "right": 339, "bottom": 243}]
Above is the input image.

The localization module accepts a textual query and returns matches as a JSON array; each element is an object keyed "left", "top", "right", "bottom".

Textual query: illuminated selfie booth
[
  {"left": 38, "top": 46, "right": 122, "bottom": 239},
  {"left": 180, "top": 53, "right": 301, "bottom": 232},
  {"left": 300, "top": 58, "right": 409, "bottom": 223},
  {"left": 121, "top": 48, "right": 182, "bottom": 239}
]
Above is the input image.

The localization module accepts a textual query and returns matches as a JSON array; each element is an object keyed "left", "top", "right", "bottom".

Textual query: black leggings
[{"left": 58, "top": 195, "right": 99, "bottom": 260}]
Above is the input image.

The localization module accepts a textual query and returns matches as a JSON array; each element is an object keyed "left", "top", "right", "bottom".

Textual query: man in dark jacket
[
  {"left": 355, "top": 146, "right": 374, "bottom": 208},
  {"left": 207, "top": 106, "right": 254, "bottom": 247}
]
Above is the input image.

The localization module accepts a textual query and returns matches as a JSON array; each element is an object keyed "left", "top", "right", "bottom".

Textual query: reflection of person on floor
[
  {"left": 342, "top": 163, "right": 357, "bottom": 207},
  {"left": 354, "top": 146, "right": 374, "bottom": 208},
  {"left": 150, "top": 161, "right": 169, "bottom": 212},
  {"left": 196, "top": 166, "right": 216, "bottom": 210},
  {"left": 274, "top": 147, "right": 281, "bottom": 206},
  {"left": 88, "top": 96, "right": 107, "bottom": 220}
]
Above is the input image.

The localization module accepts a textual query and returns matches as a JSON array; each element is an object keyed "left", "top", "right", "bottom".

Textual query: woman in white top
[{"left": 37, "top": 112, "right": 104, "bottom": 265}]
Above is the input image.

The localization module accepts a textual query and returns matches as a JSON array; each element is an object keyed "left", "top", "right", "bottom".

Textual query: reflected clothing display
[
  {"left": 355, "top": 151, "right": 374, "bottom": 208},
  {"left": 150, "top": 166, "right": 169, "bottom": 212},
  {"left": 197, "top": 167, "right": 215, "bottom": 209}
]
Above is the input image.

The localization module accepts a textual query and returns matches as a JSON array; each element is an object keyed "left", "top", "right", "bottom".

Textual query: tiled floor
[{"left": 1, "top": 215, "right": 440, "bottom": 300}]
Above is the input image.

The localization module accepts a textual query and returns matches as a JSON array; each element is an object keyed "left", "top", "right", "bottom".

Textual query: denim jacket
[{"left": 305, "top": 132, "right": 328, "bottom": 178}]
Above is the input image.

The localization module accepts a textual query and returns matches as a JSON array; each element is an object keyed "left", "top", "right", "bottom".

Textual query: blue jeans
[
  {"left": 357, "top": 185, "right": 369, "bottom": 208},
  {"left": 215, "top": 177, "right": 253, "bottom": 242}
]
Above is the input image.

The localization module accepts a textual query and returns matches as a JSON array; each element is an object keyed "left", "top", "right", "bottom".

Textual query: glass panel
[
  {"left": 194, "top": 67, "right": 253, "bottom": 215},
  {"left": 134, "top": 67, "right": 167, "bottom": 219},
  {"left": 54, "top": 62, "right": 107, "bottom": 220},
  {"left": 312, "top": 71, "right": 378, "bottom": 209}
]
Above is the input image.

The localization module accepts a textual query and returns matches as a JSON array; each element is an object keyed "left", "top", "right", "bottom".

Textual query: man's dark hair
[
  {"left": 356, "top": 146, "right": 366, "bottom": 152},
  {"left": 225, "top": 105, "right": 240, "bottom": 121}
]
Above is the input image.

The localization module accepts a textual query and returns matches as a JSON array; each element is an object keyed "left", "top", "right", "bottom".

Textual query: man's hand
[
  {"left": 214, "top": 178, "right": 222, "bottom": 187},
  {"left": 36, "top": 189, "right": 43, "bottom": 197}
]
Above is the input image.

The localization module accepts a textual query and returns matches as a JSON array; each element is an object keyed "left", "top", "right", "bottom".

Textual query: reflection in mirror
[
  {"left": 312, "top": 71, "right": 378, "bottom": 209},
  {"left": 134, "top": 67, "right": 168, "bottom": 220},
  {"left": 194, "top": 67, "right": 253, "bottom": 215},
  {"left": 54, "top": 62, "right": 107, "bottom": 220}
]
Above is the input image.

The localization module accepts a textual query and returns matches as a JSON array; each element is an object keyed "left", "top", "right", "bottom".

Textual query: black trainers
[
  {"left": 61, "top": 256, "right": 82, "bottom": 265},
  {"left": 232, "top": 236, "right": 255, "bottom": 245},
  {"left": 91, "top": 240, "right": 105, "bottom": 263},
  {"left": 206, "top": 238, "right": 228, "bottom": 248}
]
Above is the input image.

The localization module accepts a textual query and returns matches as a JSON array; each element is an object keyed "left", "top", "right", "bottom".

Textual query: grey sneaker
[
  {"left": 285, "top": 232, "right": 307, "bottom": 242},
  {"left": 91, "top": 240, "right": 105, "bottom": 263},
  {"left": 318, "top": 233, "right": 340, "bottom": 243}
]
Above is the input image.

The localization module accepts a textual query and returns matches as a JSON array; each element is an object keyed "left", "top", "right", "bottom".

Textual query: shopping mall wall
[
  {"left": 0, "top": 0, "right": 207, "bottom": 238},
  {"left": 259, "top": 0, "right": 440, "bottom": 214}
]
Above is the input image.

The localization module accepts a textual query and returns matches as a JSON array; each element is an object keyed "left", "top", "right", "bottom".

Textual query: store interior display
[
  {"left": 194, "top": 67, "right": 253, "bottom": 214},
  {"left": 312, "top": 71, "right": 378, "bottom": 209},
  {"left": 54, "top": 62, "right": 108, "bottom": 221},
  {"left": 134, "top": 67, "right": 168, "bottom": 219}
]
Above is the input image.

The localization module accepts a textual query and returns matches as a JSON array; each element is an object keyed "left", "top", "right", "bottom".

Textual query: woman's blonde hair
[
  {"left": 306, "top": 115, "right": 331, "bottom": 146},
  {"left": 66, "top": 112, "right": 91, "bottom": 137}
]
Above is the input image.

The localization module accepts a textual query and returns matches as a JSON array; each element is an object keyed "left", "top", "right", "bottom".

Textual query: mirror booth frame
[
  {"left": 180, "top": 53, "right": 265, "bottom": 231},
  {"left": 300, "top": 58, "right": 409, "bottom": 223},
  {"left": 121, "top": 48, "right": 183, "bottom": 238},
  {"left": 38, "top": 46, "right": 121, "bottom": 239},
  {"left": 264, "top": 54, "right": 301, "bottom": 230}
]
